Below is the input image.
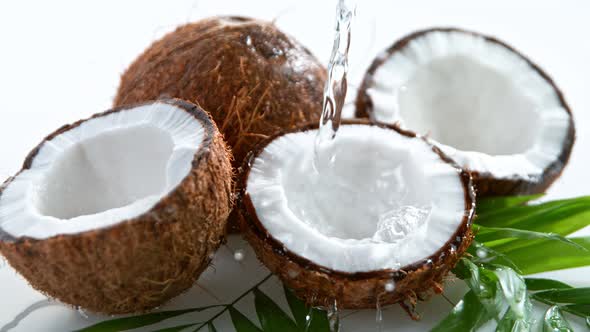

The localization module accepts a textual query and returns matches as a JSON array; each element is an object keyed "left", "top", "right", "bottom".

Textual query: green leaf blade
[
  {"left": 150, "top": 323, "right": 197, "bottom": 332},
  {"left": 533, "top": 288, "right": 590, "bottom": 304},
  {"left": 525, "top": 278, "right": 572, "bottom": 291},
  {"left": 475, "top": 225, "right": 587, "bottom": 252},
  {"left": 283, "top": 286, "right": 308, "bottom": 328},
  {"left": 562, "top": 304, "right": 590, "bottom": 317},
  {"left": 430, "top": 291, "right": 492, "bottom": 332},
  {"left": 207, "top": 322, "right": 218, "bottom": 332},
  {"left": 501, "top": 237, "right": 590, "bottom": 275},
  {"left": 283, "top": 286, "right": 329, "bottom": 332},
  {"left": 477, "top": 194, "right": 543, "bottom": 214},
  {"left": 253, "top": 288, "right": 298, "bottom": 332},
  {"left": 76, "top": 305, "right": 222, "bottom": 332},
  {"left": 476, "top": 197, "right": 590, "bottom": 237},
  {"left": 229, "top": 306, "right": 263, "bottom": 332}
]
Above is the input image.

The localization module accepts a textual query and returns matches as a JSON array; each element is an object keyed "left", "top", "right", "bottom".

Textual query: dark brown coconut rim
[
  {"left": 0, "top": 98, "right": 225, "bottom": 243},
  {"left": 238, "top": 119, "right": 475, "bottom": 281},
  {"left": 355, "top": 27, "right": 575, "bottom": 197}
]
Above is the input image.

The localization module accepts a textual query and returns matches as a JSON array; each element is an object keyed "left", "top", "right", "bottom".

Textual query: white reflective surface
[{"left": 1, "top": 0, "right": 589, "bottom": 331}]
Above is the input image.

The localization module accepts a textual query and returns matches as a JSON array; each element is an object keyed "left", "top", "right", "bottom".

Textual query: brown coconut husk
[
  {"left": 0, "top": 99, "right": 233, "bottom": 314},
  {"left": 237, "top": 120, "right": 475, "bottom": 312},
  {"left": 114, "top": 16, "right": 327, "bottom": 168}
]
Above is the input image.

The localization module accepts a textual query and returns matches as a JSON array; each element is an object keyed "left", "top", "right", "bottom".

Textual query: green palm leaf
[
  {"left": 76, "top": 305, "right": 222, "bottom": 332},
  {"left": 229, "top": 306, "right": 263, "bottom": 332},
  {"left": 501, "top": 237, "right": 590, "bottom": 274},
  {"left": 430, "top": 291, "right": 491, "bottom": 332},
  {"left": 477, "top": 194, "right": 543, "bottom": 213},
  {"left": 253, "top": 288, "right": 298, "bottom": 332}
]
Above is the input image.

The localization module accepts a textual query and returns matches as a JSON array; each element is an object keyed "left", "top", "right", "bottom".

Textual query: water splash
[
  {"left": 327, "top": 299, "right": 341, "bottom": 332},
  {"left": 372, "top": 206, "right": 431, "bottom": 243},
  {"left": 544, "top": 306, "right": 573, "bottom": 332},
  {"left": 314, "top": 0, "right": 355, "bottom": 168},
  {"left": 375, "top": 297, "right": 383, "bottom": 332},
  {"left": 494, "top": 267, "right": 532, "bottom": 329},
  {"left": 76, "top": 306, "right": 89, "bottom": 319}
]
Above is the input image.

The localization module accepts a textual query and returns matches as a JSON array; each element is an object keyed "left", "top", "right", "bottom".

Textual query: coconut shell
[
  {"left": 114, "top": 16, "right": 326, "bottom": 168},
  {"left": 0, "top": 99, "right": 233, "bottom": 314},
  {"left": 355, "top": 28, "right": 575, "bottom": 197},
  {"left": 238, "top": 120, "right": 475, "bottom": 311}
]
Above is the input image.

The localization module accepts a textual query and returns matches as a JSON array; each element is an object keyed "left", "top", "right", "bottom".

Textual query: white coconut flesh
[
  {"left": 366, "top": 30, "right": 571, "bottom": 180},
  {"left": 247, "top": 124, "right": 468, "bottom": 273},
  {"left": 0, "top": 102, "right": 204, "bottom": 239}
]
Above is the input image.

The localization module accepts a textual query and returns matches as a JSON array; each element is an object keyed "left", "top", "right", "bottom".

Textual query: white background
[{"left": 0, "top": 0, "right": 589, "bottom": 331}]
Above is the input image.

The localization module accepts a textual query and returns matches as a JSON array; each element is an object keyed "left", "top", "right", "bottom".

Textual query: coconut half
[
  {"left": 238, "top": 120, "right": 475, "bottom": 311},
  {"left": 0, "top": 99, "right": 233, "bottom": 314},
  {"left": 356, "top": 28, "right": 575, "bottom": 196}
]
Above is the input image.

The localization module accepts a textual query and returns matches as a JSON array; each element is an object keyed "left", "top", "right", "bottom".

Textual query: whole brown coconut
[
  {"left": 238, "top": 120, "right": 475, "bottom": 314},
  {"left": 114, "top": 16, "right": 327, "bottom": 167},
  {"left": 0, "top": 99, "right": 232, "bottom": 314},
  {"left": 355, "top": 28, "right": 575, "bottom": 197}
]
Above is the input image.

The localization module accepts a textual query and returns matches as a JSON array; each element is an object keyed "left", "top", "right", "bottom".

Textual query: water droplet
[
  {"left": 76, "top": 307, "right": 89, "bottom": 319},
  {"left": 384, "top": 281, "right": 395, "bottom": 292},
  {"left": 305, "top": 310, "right": 313, "bottom": 332},
  {"left": 233, "top": 249, "right": 245, "bottom": 261},
  {"left": 476, "top": 248, "right": 487, "bottom": 259},
  {"left": 245, "top": 36, "right": 252, "bottom": 46},
  {"left": 376, "top": 297, "right": 383, "bottom": 332},
  {"left": 327, "top": 299, "right": 341, "bottom": 332},
  {"left": 449, "top": 244, "right": 457, "bottom": 254}
]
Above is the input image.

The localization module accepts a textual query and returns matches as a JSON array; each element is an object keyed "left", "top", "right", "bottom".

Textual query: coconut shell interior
[
  {"left": 355, "top": 28, "right": 575, "bottom": 197},
  {"left": 0, "top": 99, "right": 233, "bottom": 314},
  {"left": 238, "top": 120, "right": 475, "bottom": 310}
]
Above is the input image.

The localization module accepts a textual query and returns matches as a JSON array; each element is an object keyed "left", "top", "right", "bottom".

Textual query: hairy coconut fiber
[
  {"left": 114, "top": 16, "right": 327, "bottom": 167},
  {"left": 0, "top": 99, "right": 233, "bottom": 314}
]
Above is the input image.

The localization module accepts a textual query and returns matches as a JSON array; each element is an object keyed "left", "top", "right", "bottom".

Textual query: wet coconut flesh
[
  {"left": 239, "top": 121, "right": 475, "bottom": 311},
  {"left": 356, "top": 28, "right": 575, "bottom": 196},
  {"left": 240, "top": 2, "right": 475, "bottom": 314},
  {"left": 0, "top": 100, "right": 233, "bottom": 314},
  {"left": 114, "top": 16, "right": 327, "bottom": 167}
]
